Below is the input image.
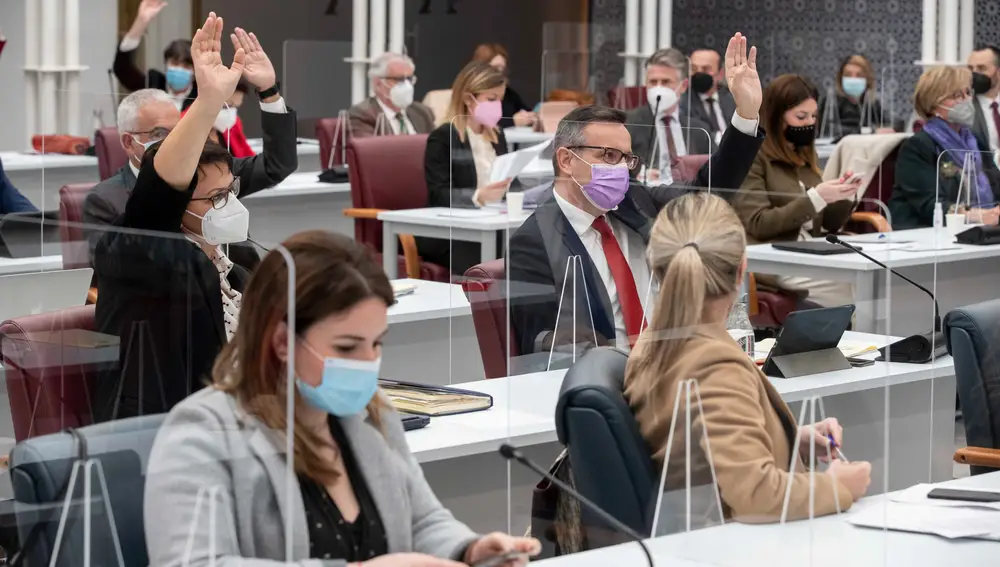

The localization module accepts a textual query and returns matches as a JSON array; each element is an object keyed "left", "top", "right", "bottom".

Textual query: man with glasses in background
[
  {"left": 348, "top": 52, "right": 435, "bottom": 136},
  {"left": 83, "top": 27, "right": 297, "bottom": 274}
]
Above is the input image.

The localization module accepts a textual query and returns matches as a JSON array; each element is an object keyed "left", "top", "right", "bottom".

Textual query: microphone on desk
[
  {"left": 825, "top": 234, "right": 947, "bottom": 363},
  {"left": 498, "top": 443, "right": 654, "bottom": 567},
  {"left": 643, "top": 95, "right": 662, "bottom": 186}
]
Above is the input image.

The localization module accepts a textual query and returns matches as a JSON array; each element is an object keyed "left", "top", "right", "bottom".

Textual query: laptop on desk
[{"left": 0, "top": 211, "right": 61, "bottom": 258}]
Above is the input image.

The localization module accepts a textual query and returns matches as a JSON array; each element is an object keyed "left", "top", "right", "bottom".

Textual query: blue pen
[{"left": 827, "top": 433, "right": 848, "bottom": 461}]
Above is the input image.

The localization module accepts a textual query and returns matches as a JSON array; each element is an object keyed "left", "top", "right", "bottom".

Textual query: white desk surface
[
  {"left": 378, "top": 208, "right": 529, "bottom": 231},
  {"left": 535, "top": 471, "right": 1000, "bottom": 566},
  {"left": 242, "top": 171, "right": 350, "bottom": 200},
  {"left": 404, "top": 331, "right": 954, "bottom": 463},
  {"left": 0, "top": 255, "right": 63, "bottom": 276},
  {"left": 246, "top": 137, "right": 320, "bottom": 156},
  {"left": 0, "top": 151, "right": 98, "bottom": 171},
  {"left": 387, "top": 279, "right": 470, "bottom": 324},
  {"left": 504, "top": 127, "right": 554, "bottom": 146},
  {"left": 747, "top": 227, "right": 1000, "bottom": 271}
]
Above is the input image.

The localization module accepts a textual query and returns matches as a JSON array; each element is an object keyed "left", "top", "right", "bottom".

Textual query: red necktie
[
  {"left": 991, "top": 102, "right": 1000, "bottom": 144},
  {"left": 660, "top": 115, "right": 679, "bottom": 166},
  {"left": 592, "top": 217, "right": 645, "bottom": 347}
]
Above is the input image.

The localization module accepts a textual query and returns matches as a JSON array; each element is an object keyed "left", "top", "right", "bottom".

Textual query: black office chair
[
  {"left": 944, "top": 299, "right": 1000, "bottom": 475},
  {"left": 555, "top": 347, "right": 658, "bottom": 545},
  {"left": 9, "top": 414, "right": 166, "bottom": 567}
]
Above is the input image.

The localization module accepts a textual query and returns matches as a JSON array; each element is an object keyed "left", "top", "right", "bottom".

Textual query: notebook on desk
[{"left": 379, "top": 379, "right": 493, "bottom": 416}]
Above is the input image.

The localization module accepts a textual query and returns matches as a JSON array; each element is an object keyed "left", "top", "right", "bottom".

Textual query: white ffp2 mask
[
  {"left": 389, "top": 80, "right": 414, "bottom": 109},
  {"left": 186, "top": 196, "right": 250, "bottom": 245},
  {"left": 214, "top": 106, "right": 238, "bottom": 132}
]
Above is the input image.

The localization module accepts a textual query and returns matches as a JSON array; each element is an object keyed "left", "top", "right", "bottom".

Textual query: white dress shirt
[
  {"left": 977, "top": 94, "right": 1000, "bottom": 151},
  {"left": 376, "top": 97, "right": 416, "bottom": 135},
  {"left": 553, "top": 191, "right": 653, "bottom": 351}
]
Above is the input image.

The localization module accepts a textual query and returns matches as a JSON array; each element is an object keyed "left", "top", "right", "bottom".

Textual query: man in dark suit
[
  {"left": 348, "top": 52, "right": 436, "bottom": 137},
  {"left": 684, "top": 48, "right": 738, "bottom": 140},
  {"left": 509, "top": 33, "right": 764, "bottom": 357},
  {"left": 86, "top": 28, "right": 297, "bottom": 274},
  {"left": 968, "top": 45, "right": 1000, "bottom": 152},
  {"left": 626, "top": 48, "right": 717, "bottom": 183}
]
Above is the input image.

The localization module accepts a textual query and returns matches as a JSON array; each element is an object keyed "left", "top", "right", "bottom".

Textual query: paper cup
[
  {"left": 507, "top": 192, "right": 524, "bottom": 217},
  {"left": 946, "top": 213, "right": 966, "bottom": 235}
]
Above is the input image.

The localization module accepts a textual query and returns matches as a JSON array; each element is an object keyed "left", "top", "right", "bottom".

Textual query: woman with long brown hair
[
  {"left": 144, "top": 231, "right": 539, "bottom": 567},
  {"left": 732, "top": 74, "right": 861, "bottom": 308},
  {"left": 624, "top": 193, "right": 870, "bottom": 526}
]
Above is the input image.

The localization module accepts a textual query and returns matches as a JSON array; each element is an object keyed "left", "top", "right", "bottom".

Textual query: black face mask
[
  {"left": 690, "top": 72, "right": 715, "bottom": 95},
  {"left": 972, "top": 72, "right": 993, "bottom": 95},
  {"left": 784, "top": 124, "right": 816, "bottom": 147}
]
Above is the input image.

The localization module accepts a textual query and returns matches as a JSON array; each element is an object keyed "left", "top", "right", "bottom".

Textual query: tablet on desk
[
  {"left": 761, "top": 305, "right": 855, "bottom": 378},
  {"left": 771, "top": 241, "right": 859, "bottom": 255}
]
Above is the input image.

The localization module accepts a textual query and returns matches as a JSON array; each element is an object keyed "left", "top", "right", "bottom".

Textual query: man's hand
[
  {"left": 725, "top": 32, "right": 761, "bottom": 122},
  {"left": 136, "top": 0, "right": 168, "bottom": 24},
  {"left": 231, "top": 28, "right": 276, "bottom": 92},
  {"left": 191, "top": 13, "right": 245, "bottom": 107}
]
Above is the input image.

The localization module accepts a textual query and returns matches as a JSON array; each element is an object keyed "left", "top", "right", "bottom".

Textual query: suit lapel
[
  {"left": 193, "top": 253, "right": 228, "bottom": 345},
  {"left": 610, "top": 195, "right": 652, "bottom": 244}
]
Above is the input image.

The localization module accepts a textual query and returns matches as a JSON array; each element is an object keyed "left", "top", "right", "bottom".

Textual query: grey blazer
[
  {"left": 972, "top": 97, "right": 991, "bottom": 147},
  {"left": 625, "top": 104, "right": 716, "bottom": 170},
  {"left": 144, "top": 388, "right": 479, "bottom": 567}
]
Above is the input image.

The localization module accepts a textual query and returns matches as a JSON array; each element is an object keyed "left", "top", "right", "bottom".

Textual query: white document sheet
[{"left": 490, "top": 141, "right": 550, "bottom": 184}]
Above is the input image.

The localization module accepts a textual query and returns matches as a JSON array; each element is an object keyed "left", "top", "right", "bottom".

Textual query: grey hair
[
  {"left": 645, "top": 48, "right": 689, "bottom": 80},
  {"left": 117, "top": 88, "right": 175, "bottom": 133},
  {"left": 550, "top": 105, "right": 627, "bottom": 174},
  {"left": 367, "top": 51, "right": 415, "bottom": 79}
]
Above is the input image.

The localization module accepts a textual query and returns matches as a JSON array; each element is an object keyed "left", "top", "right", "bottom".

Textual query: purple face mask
[{"left": 569, "top": 150, "right": 631, "bottom": 210}]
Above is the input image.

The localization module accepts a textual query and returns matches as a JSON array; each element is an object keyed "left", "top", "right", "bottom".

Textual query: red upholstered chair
[
  {"left": 343, "top": 135, "right": 449, "bottom": 281},
  {"left": 58, "top": 183, "right": 95, "bottom": 271},
  {"left": 94, "top": 127, "right": 128, "bottom": 181},
  {"left": 316, "top": 116, "right": 349, "bottom": 169},
  {"left": 462, "top": 260, "right": 516, "bottom": 379},
  {"left": 748, "top": 274, "right": 798, "bottom": 329},
  {"left": 607, "top": 86, "right": 647, "bottom": 111},
  {"left": 913, "top": 120, "right": 925, "bottom": 133},
  {"left": 0, "top": 306, "right": 98, "bottom": 441}
]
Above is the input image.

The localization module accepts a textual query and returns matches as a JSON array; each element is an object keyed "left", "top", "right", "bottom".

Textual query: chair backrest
[
  {"left": 944, "top": 299, "right": 1000, "bottom": 476},
  {"left": 316, "top": 116, "right": 349, "bottom": 169},
  {"left": 462, "top": 260, "right": 517, "bottom": 379},
  {"left": 346, "top": 134, "right": 430, "bottom": 250},
  {"left": 94, "top": 127, "right": 127, "bottom": 182},
  {"left": 555, "top": 347, "right": 658, "bottom": 538},
  {"left": 607, "top": 86, "right": 647, "bottom": 111},
  {"left": 58, "top": 183, "right": 96, "bottom": 269},
  {"left": 671, "top": 154, "right": 710, "bottom": 184},
  {"left": 0, "top": 305, "right": 97, "bottom": 442},
  {"left": 10, "top": 413, "right": 166, "bottom": 567},
  {"left": 538, "top": 101, "right": 578, "bottom": 133},
  {"left": 422, "top": 89, "right": 453, "bottom": 126}
]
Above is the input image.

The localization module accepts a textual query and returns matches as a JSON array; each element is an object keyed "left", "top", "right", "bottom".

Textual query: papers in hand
[
  {"left": 848, "top": 484, "right": 1000, "bottom": 540},
  {"left": 392, "top": 281, "right": 417, "bottom": 298},
  {"left": 490, "top": 141, "right": 550, "bottom": 184}
]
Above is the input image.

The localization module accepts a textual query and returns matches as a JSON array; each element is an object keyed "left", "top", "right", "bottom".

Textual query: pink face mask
[{"left": 472, "top": 99, "right": 503, "bottom": 128}]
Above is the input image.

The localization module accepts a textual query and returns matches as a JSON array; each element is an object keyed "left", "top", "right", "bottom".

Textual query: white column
[
  {"left": 24, "top": 0, "right": 39, "bottom": 149},
  {"left": 959, "top": 0, "right": 975, "bottom": 62},
  {"left": 624, "top": 0, "right": 639, "bottom": 85},
  {"left": 658, "top": 0, "right": 672, "bottom": 49},
  {"left": 640, "top": 0, "right": 657, "bottom": 55},
  {"left": 350, "top": 0, "right": 369, "bottom": 104},
  {"left": 368, "top": 0, "right": 386, "bottom": 96},
  {"left": 64, "top": 0, "right": 81, "bottom": 136},
  {"left": 388, "top": 0, "right": 404, "bottom": 54},
  {"left": 937, "top": 0, "right": 948, "bottom": 63},
  {"left": 922, "top": 0, "right": 937, "bottom": 62},
  {"left": 941, "top": 0, "right": 959, "bottom": 64},
  {"left": 39, "top": 0, "right": 60, "bottom": 136}
]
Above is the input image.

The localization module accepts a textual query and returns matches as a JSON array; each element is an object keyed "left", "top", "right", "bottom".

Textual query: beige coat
[{"left": 624, "top": 322, "right": 853, "bottom": 524}]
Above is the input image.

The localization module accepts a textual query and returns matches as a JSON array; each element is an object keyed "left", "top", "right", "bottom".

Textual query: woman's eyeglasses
[
  {"left": 191, "top": 177, "right": 241, "bottom": 210},
  {"left": 568, "top": 145, "right": 641, "bottom": 170}
]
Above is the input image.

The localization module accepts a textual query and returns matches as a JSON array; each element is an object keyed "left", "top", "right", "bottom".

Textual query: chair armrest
[
  {"left": 343, "top": 208, "right": 385, "bottom": 220},
  {"left": 87, "top": 287, "right": 98, "bottom": 305},
  {"left": 398, "top": 234, "right": 421, "bottom": 279},
  {"left": 953, "top": 446, "right": 1000, "bottom": 468},
  {"left": 748, "top": 273, "right": 759, "bottom": 317},
  {"left": 849, "top": 211, "right": 891, "bottom": 233}
]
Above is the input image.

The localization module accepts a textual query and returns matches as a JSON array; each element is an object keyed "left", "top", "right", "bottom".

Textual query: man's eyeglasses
[
  {"left": 568, "top": 145, "right": 641, "bottom": 170},
  {"left": 383, "top": 75, "right": 417, "bottom": 86},
  {"left": 191, "top": 177, "right": 241, "bottom": 210},
  {"left": 129, "top": 127, "right": 172, "bottom": 142}
]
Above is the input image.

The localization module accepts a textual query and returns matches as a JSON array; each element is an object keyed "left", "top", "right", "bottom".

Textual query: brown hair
[
  {"left": 835, "top": 54, "right": 876, "bottom": 98},
  {"left": 472, "top": 43, "right": 509, "bottom": 65},
  {"left": 626, "top": 193, "right": 746, "bottom": 386},
  {"left": 760, "top": 74, "right": 820, "bottom": 170},
  {"left": 212, "top": 230, "right": 395, "bottom": 484},
  {"left": 913, "top": 65, "right": 972, "bottom": 120},
  {"left": 445, "top": 61, "right": 507, "bottom": 143}
]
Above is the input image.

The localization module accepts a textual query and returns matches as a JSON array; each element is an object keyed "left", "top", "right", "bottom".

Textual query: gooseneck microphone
[
  {"left": 643, "top": 95, "right": 662, "bottom": 186},
  {"left": 498, "top": 443, "right": 654, "bottom": 567},
  {"left": 825, "top": 234, "right": 947, "bottom": 362}
]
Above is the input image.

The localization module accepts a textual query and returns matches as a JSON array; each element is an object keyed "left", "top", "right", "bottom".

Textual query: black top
[
  {"left": 817, "top": 93, "right": 891, "bottom": 137},
  {"left": 300, "top": 417, "right": 388, "bottom": 562},
  {"left": 112, "top": 47, "right": 198, "bottom": 110},
  {"left": 499, "top": 85, "right": 531, "bottom": 129}
]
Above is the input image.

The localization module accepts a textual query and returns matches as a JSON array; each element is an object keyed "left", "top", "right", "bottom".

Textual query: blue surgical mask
[
  {"left": 165, "top": 66, "right": 193, "bottom": 92},
  {"left": 296, "top": 345, "right": 380, "bottom": 417},
  {"left": 841, "top": 76, "right": 867, "bottom": 99}
]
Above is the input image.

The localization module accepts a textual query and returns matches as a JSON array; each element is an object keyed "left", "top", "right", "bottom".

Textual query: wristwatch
[{"left": 256, "top": 81, "right": 281, "bottom": 100}]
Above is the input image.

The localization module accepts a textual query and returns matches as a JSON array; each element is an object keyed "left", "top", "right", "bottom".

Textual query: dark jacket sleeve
[
  {"left": 233, "top": 105, "right": 299, "bottom": 197},
  {"left": 424, "top": 124, "right": 479, "bottom": 208},
  {"left": 82, "top": 187, "right": 121, "bottom": 266},
  {"left": 893, "top": 133, "right": 943, "bottom": 226},
  {"left": 112, "top": 45, "right": 161, "bottom": 92},
  {"left": 0, "top": 163, "right": 38, "bottom": 214},
  {"left": 508, "top": 219, "right": 557, "bottom": 355}
]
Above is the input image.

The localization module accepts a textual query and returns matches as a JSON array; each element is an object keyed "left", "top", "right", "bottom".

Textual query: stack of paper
[
  {"left": 753, "top": 338, "right": 878, "bottom": 365},
  {"left": 848, "top": 484, "right": 1000, "bottom": 540},
  {"left": 489, "top": 141, "right": 550, "bottom": 184}
]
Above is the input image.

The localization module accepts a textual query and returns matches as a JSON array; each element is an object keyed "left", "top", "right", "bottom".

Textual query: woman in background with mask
[
  {"left": 889, "top": 66, "right": 1000, "bottom": 229},
  {"left": 422, "top": 61, "right": 513, "bottom": 274},
  {"left": 732, "top": 74, "right": 861, "bottom": 308},
  {"left": 817, "top": 54, "right": 894, "bottom": 137},
  {"left": 472, "top": 43, "right": 536, "bottom": 129},
  {"left": 145, "top": 230, "right": 540, "bottom": 567}
]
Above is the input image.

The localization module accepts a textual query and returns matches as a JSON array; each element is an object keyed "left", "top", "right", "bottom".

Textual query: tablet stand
[{"left": 768, "top": 347, "right": 851, "bottom": 378}]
